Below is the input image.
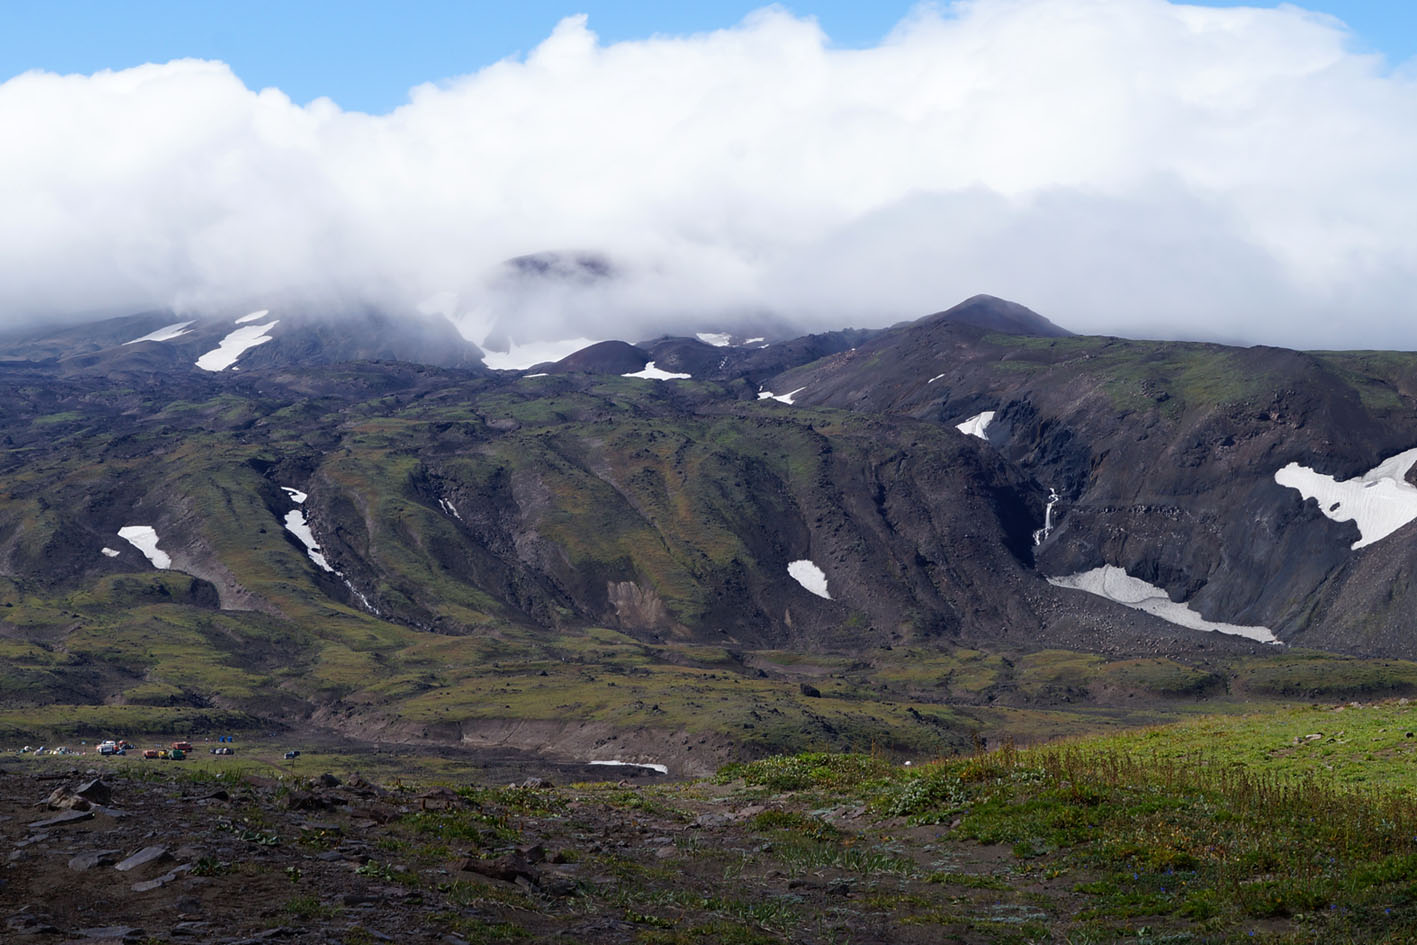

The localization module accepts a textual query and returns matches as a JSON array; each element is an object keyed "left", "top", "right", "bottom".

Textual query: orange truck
[{"left": 171, "top": 740, "right": 193, "bottom": 752}]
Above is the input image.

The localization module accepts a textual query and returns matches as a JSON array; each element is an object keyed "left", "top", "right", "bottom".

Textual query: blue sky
[{"left": 3, "top": 0, "right": 1412, "bottom": 114}]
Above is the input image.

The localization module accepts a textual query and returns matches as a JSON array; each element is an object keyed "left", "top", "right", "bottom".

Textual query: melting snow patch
[
  {"left": 955, "top": 411, "right": 995, "bottom": 440},
  {"left": 123, "top": 321, "right": 194, "bottom": 345},
  {"left": 275, "top": 494, "right": 377, "bottom": 612},
  {"left": 100, "top": 547, "right": 120, "bottom": 558},
  {"left": 1274, "top": 447, "right": 1417, "bottom": 549},
  {"left": 284, "top": 510, "right": 334, "bottom": 572},
  {"left": 195, "top": 320, "right": 279, "bottom": 371},
  {"left": 759, "top": 387, "right": 805, "bottom": 404},
  {"left": 928, "top": 374, "right": 946, "bottom": 384},
  {"left": 696, "top": 332, "right": 733, "bottom": 347},
  {"left": 589, "top": 760, "right": 670, "bottom": 775},
  {"left": 524, "top": 373, "right": 549, "bottom": 378},
  {"left": 439, "top": 498, "right": 464, "bottom": 521},
  {"left": 623, "top": 361, "right": 691, "bottom": 380},
  {"left": 481, "top": 337, "right": 597, "bottom": 371},
  {"left": 234, "top": 309, "right": 270, "bottom": 324},
  {"left": 746, "top": 337, "right": 765, "bottom": 345},
  {"left": 117, "top": 526, "right": 171, "bottom": 569},
  {"left": 1048, "top": 566, "right": 1279, "bottom": 644},
  {"left": 787, "top": 560, "right": 831, "bottom": 599}
]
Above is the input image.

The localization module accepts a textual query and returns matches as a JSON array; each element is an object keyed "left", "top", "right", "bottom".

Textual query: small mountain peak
[
  {"left": 546, "top": 339, "right": 649, "bottom": 375},
  {"left": 926, "top": 295, "right": 1072, "bottom": 337}
]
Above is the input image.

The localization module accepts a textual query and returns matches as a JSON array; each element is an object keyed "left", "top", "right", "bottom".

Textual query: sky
[{"left": 3, "top": 0, "right": 1417, "bottom": 349}]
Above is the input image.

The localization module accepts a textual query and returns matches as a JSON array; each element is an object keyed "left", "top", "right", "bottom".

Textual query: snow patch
[
  {"left": 100, "top": 547, "right": 120, "bottom": 557},
  {"left": 759, "top": 387, "right": 805, "bottom": 404},
  {"left": 927, "top": 373, "right": 946, "bottom": 384},
  {"left": 234, "top": 309, "right": 270, "bottom": 324},
  {"left": 123, "top": 321, "right": 193, "bottom": 345},
  {"left": 481, "top": 337, "right": 597, "bottom": 371},
  {"left": 276, "top": 489, "right": 377, "bottom": 613},
  {"left": 1048, "top": 566, "right": 1279, "bottom": 644},
  {"left": 746, "top": 337, "right": 765, "bottom": 345},
  {"left": 955, "top": 410, "right": 995, "bottom": 440},
  {"left": 439, "top": 498, "right": 464, "bottom": 521},
  {"left": 589, "top": 760, "right": 670, "bottom": 775},
  {"left": 195, "top": 320, "right": 279, "bottom": 371},
  {"left": 623, "top": 361, "right": 691, "bottom": 380},
  {"left": 787, "top": 560, "right": 831, "bottom": 599},
  {"left": 696, "top": 332, "right": 733, "bottom": 347},
  {"left": 117, "top": 526, "right": 171, "bottom": 569},
  {"left": 524, "top": 372, "right": 549, "bottom": 378},
  {"left": 284, "top": 510, "right": 334, "bottom": 572},
  {"left": 1274, "top": 447, "right": 1417, "bottom": 549}
]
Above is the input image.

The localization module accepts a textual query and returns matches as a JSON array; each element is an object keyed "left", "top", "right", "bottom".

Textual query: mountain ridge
[{"left": 4, "top": 295, "right": 1417, "bottom": 764}]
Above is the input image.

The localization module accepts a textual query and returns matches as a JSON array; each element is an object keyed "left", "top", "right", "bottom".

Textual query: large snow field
[
  {"left": 955, "top": 410, "right": 995, "bottom": 440},
  {"left": 481, "top": 338, "right": 597, "bottom": 371},
  {"left": 696, "top": 332, "right": 732, "bottom": 347},
  {"left": 123, "top": 321, "right": 193, "bottom": 345},
  {"left": 284, "top": 509, "right": 334, "bottom": 572},
  {"left": 195, "top": 320, "right": 279, "bottom": 371},
  {"left": 787, "top": 560, "right": 831, "bottom": 599},
  {"left": 1048, "top": 565, "right": 1278, "bottom": 644},
  {"left": 116, "top": 525, "right": 171, "bottom": 569},
  {"left": 758, "top": 387, "right": 805, "bottom": 404},
  {"left": 1274, "top": 447, "right": 1417, "bottom": 549},
  {"left": 623, "top": 361, "right": 691, "bottom": 380}
]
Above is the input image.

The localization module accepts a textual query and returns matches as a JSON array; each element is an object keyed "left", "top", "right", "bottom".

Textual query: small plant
[
  {"left": 354, "top": 859, "right": 396, "bottom": 881},
  {"left": 190, "top": 856, "right": 231, "bottom": 877}
]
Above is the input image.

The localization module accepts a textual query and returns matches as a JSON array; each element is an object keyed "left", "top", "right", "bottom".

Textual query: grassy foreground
[
  {"left": 12, "top": 700, "right": 1417, "bottom": 943},
  {"left": 710, "top": 701, "right": 1417, "bottom": 943}
]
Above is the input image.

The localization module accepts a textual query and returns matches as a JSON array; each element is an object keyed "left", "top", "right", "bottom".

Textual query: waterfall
[{"left": 1033, "top": 489, "right": 1060, "bottom": 546}]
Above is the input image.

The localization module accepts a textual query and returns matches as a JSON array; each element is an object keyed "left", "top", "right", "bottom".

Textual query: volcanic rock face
[{"left": 761, "top": 299, "right": 1417, "bottom": 655}]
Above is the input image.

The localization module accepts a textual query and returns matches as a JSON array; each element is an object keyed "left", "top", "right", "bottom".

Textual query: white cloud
[{"left": 1, "top": 0, "right": 1415, "bottom": 349}]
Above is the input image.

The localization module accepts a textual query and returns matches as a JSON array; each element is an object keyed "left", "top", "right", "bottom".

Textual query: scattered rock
[
  {"left": 28, "top": 808, "right": 94, "bottom": 828},
  {"left": 75, "top": 926, "right": 145, "bottom": 940},
  {"left": 171, "top": 921, "right": 212, "bottom": 936},
  {"left": 68, "top": 849, "right": 121, "bottom": 871},
  {"left": 799, "top": 682, "right": 822, "bottom": 698},
  {"left": 74, "top": 778, "right": 112, "bottom": 806},
  {"left": 132, "top": 864, "right": 191, "bottom": 892},
  {"left": 114, "top": 845, "right": 171, "bottom": 872},
  {"left": 460, "top": 852, "right": 540, "bottom": 885}
]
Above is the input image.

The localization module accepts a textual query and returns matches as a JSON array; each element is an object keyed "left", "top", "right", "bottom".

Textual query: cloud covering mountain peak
[{"left": 2, "top": 0, "right": 1415, "bottom": 348}]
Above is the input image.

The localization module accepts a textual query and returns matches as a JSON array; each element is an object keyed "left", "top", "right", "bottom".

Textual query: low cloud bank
[{"left": 2, "top": 0, "right": 1415, "bottom": 349}]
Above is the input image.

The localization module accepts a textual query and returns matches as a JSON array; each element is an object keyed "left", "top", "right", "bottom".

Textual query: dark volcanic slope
[
  {"left": 0, "top": 308, "right": 486, "bottom": 375},
  {"left": 918, "top": 294, "right": 1074, "bottom": 337},
  {"left": 763, "top": 302, "right": 1417, "bottom": 656}
]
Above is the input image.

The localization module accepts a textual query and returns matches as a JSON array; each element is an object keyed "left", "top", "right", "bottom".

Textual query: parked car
[
  {"left": 171, "top": 741, "right": 193, "bottom": 752},
  {"left": 142, "top": 749, "right": 159, "bottom": 759},
  {"left": 283, "top": 750, "right": 300, "bottom": 759},
  {"left": 210, "top": 746, "right": 234, "bottom": 755}
]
